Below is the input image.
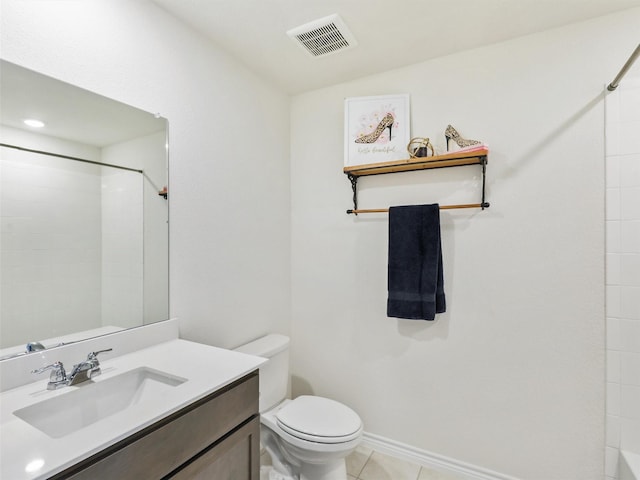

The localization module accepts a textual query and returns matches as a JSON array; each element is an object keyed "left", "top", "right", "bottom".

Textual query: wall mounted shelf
[{"left": 343, "top": 148, "right": 489, "bottom": 214}]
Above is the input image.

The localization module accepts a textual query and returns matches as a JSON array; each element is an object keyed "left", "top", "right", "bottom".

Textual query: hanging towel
[{"left": 387, "top": 204, "right": 446, "bottom": 320}]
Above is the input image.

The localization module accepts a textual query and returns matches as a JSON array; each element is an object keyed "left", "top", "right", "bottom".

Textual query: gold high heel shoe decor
[
  {"left": 344, "top": 94, "right": 410, "bottom": 167},
  {"left": 444, "top": 124, "right": 482, "bottom": 151}
]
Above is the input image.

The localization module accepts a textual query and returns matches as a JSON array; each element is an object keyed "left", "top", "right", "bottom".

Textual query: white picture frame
[{"left": 344, "top": 94, "right": 410, "bottom": 167}]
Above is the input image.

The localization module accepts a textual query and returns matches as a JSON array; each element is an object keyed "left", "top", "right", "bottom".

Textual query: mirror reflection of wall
[{"left": 0, "top": 61, "right": 169, "bottom": 357}]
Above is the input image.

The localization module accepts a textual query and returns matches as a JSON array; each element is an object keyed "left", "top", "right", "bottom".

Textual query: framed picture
[{"left": 344, "top": 94, "right": 410, "bottom": 167}]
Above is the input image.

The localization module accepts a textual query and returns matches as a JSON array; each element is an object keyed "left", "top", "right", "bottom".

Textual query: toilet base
[
  {"left": 260, "top": 465, "right": 294, "bottom": 480},
  {"left": 261, "top": 426, "right": 353, "bottom": 480},
  {"left": 299, "top": 460, "right": 347, "bottom": 480}
]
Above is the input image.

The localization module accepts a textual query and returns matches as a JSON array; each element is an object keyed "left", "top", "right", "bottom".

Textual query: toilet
[{"left": 234, "top": 334, "right": 363, "bottom": 480}]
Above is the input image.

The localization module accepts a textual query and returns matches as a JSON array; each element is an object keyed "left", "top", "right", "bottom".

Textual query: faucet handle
[
  {"left": 32, "top": 362, "right": 68, "bottom": 389},
  {"left": 85, "top": 348, "right": 112, "bottom": 378},
  {"left": 32, "top": 361, "right": 66, "bottom": 379},
  {"left": 88, "top": 348, "right": 112, "bottom": 360}
]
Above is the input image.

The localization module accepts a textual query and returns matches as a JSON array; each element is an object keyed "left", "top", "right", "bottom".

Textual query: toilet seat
[{"left": 275, "top": 396, "right": 362, "bottom": 444}]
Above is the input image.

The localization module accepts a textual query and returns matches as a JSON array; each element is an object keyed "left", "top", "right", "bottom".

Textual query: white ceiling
[
  {"left": 1, "top": 61, "right": 166, "bottom": 147},
  {"left": 152, "top": 0, "right": 640, "bottom": 94}
]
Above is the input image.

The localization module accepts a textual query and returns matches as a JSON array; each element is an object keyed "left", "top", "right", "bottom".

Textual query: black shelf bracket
[
  {"left": 480, "top": 155, "right": 487, "bottom": 210},
  {"left": 347, "top": 173, "right": 358, "bottom": 214},
  {"left": 344, "top": 154, "right": 489, "bottom": 213}
]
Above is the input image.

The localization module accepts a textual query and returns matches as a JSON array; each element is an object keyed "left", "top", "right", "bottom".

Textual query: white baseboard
[{"left": 361, "top": 432, "right": 521, "bottom": 480}]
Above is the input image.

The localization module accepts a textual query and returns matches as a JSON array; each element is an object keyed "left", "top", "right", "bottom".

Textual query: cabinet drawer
[{"left": 57, "top": 371, "right": 258, "bottom": 480}]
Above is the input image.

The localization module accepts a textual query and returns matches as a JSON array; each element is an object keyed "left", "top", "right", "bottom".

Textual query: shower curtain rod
[
  {"left": 608, "top": 43, "right": 640, "bottom": 91},
  {"left": 0, "top": 143, "right": 144, "bottom": 173}
]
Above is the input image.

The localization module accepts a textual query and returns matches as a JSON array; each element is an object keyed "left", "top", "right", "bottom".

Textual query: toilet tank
[{"left": 234, "top": 334, "right": 289, "bottom": 412}]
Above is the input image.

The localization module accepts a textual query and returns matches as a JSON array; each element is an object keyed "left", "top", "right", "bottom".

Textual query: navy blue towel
[{"left": 387, "top": 204, "right": 446, "bottom": 320}]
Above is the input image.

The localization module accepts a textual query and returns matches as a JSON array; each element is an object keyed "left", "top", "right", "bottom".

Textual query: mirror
[{"left": 0, "top": 60, "right": 169, "bottom": 360}]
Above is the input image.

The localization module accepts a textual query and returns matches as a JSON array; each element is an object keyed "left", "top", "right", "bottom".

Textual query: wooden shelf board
[{"left": 343, "top": 148, "right": 488, "bottom": 177}]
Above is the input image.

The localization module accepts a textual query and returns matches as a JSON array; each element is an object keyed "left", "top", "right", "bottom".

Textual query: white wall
[
  {"left": 0, "top": 0, "right": 292, "bottom": 348},
  {"left": 290, "top": 10, "right": 639, "bottom": 480},
  {"left": 605, "top": 76, "right": 640, "bottom": 479},
  {"left": 138, "top": 131, "right": 170, "bottom": 326},
  {"left": 101, "top": 131, "right": 169, "bottom": 327}
]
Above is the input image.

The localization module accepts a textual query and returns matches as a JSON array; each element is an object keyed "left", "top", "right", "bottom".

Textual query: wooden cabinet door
[{"left": 170, "top": 416, "right": 260, "bottom": 480}]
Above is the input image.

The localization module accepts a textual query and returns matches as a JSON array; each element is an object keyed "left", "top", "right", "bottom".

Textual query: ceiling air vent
[{"left": 287, "top": 14, "right": 357, "bottom": 58}]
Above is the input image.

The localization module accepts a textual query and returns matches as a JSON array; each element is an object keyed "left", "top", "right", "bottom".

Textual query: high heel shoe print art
[{"left": 355, "top": 113, "right": 395, "bottom": 144}]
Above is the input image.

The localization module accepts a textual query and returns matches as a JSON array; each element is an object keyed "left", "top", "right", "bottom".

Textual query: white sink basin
[{"left": 13, "top": 367, "right": 186, "bottom": 438}]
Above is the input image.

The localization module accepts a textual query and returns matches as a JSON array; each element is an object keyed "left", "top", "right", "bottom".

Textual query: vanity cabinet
[{"left": 51, "top": 371, "right": 260, "bottom": 480}]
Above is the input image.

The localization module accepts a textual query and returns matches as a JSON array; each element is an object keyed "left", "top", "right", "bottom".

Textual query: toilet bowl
[
  {"left": 234, "top": 334, "right": 363, "bottom": 480},
  {"left": 262, "top": 396, "right": 363, "bottom": 479}
]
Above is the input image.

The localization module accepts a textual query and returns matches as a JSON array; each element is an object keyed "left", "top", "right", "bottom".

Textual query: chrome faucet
[
  {"left": 67, "top": 349, "right": 112, "bottom": 385},
  {"left": 32, "top": 349, "right": 112, "bottom": 390},
  {"left": 26, "top": 341, "right": 46, "bottom": 353}
]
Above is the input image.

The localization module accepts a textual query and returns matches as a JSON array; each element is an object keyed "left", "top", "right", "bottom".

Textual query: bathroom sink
[{"left": 13, "top": 367, "right": 186, "bottom": 438}]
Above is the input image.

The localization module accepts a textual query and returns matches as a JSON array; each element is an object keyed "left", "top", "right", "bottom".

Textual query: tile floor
[
  {"left": 346, "top": 445, "right": 464, "bottom": 480},
  {"left": 261, "top": 444, "right": 464, "bottom": 480}
]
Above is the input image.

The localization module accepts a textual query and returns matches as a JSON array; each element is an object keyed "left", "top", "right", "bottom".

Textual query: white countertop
[{"left": 0, "top": 339, "right": 265, "bottom": 479}]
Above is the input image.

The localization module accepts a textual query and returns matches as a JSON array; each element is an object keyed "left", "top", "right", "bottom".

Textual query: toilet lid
[{"left": 275, "top": 396, "right": 362, "bottom": 444}]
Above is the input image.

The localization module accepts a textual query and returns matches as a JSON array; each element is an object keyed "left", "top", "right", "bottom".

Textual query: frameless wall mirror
[{"left": 0, "top": 60, "right": 169, "bottom": 360}]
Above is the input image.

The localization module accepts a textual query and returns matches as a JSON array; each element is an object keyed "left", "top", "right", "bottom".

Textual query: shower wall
[
  {"left": 605, "top": 76, "right": 640, "bottom": 479},
  {"left": 0, "top": 129, "right": 103, "bottom": 347},
  {"left": 0, "top": 127, "right": 146, "bottom": 349},
  {"left": 100, "top": 168, "right": 143, "bottom": 329}
]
